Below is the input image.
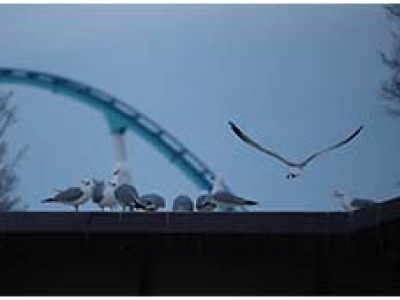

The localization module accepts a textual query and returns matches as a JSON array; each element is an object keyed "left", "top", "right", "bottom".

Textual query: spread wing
[
  {"left": 300, "top": 125, "right": 363, "bottom": 167},
  {"left": 229, "top": 121, "right": 295, "bottom": 167}
]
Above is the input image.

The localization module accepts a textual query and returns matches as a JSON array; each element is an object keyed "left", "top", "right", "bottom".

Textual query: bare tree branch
[
  {"left": 0, "top": 90, "right": 27, "bottom": 211},
  {"left": 381, "top": 4, "right": 400, "bottom": 106}
]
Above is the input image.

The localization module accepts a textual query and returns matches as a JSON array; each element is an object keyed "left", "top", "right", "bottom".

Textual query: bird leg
[{"left": 75, "top": 205, "right": 78, "bottom": 212}]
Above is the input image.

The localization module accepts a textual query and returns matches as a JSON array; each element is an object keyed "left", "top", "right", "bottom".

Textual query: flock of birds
[
  {"left": 41, "top": 120, "right": 376, "bottom": 213},
  {"left": 41, "top": 170, "right": 257, "bottom": 213}
]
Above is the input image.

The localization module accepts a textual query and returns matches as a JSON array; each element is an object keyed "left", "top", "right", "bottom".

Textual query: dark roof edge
[{"left": 0, "top": 196, "right": 399, "bottom": 234}]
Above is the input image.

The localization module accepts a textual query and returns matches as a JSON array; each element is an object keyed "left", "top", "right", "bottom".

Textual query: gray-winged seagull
[
  {"left": 196, "top": 194, "right": 217, "bottom": 212},
  {"left": 207, "top": 175, "right": 258, "bottom": 211},
  {"left": 229, "top": 121, "right": 363, "bottom": 179},
  {"left": 41, "top": 179, "right": 95, "bottom": 212},
  {"left": 173, "top": 194, "right": 194, "bottom": 212},
  {"left": 107, "top": 181, "right": 153, "bottom": 212},
  {"left": 92, "top": 179, "right": 118, "bottom": 211},
  {"left": 333, "top": 190, "right": 375, "bottom": 212},
  {"left": 140, "top": 193, "right": 165, "bottom": 211}
]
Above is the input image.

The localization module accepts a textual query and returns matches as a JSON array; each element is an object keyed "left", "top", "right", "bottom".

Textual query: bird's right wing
[{"left": 229, "top": 121, "right": 294, "bottom": 167}]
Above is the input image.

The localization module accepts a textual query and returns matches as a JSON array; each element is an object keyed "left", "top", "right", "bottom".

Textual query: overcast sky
[{"left": 1, "top": 4, "right": 399, "bottom": 212}]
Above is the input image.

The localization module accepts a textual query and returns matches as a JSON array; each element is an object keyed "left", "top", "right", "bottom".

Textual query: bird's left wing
[{"left": 300, "top": 125, "right": 363, "bottom": 167}]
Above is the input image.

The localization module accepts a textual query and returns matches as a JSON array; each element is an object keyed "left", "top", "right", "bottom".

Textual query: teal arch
[{"left": 0, "top": 67, "right": 214, "bottom": 190}]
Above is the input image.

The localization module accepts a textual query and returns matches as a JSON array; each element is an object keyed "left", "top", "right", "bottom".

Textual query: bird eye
[{"left": 113, "top": 169, "right": 120, "bottom": 175}]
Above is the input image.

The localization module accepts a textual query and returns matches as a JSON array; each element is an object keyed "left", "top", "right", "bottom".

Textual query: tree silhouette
[
  {"left": 381, "top": 4, "right": 400, "bottom": 114},
  {"left": 0, "top": 90, "right": 27, "bottom": 211}
]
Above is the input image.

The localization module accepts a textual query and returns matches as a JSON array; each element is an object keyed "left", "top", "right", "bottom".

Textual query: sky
[{"left": 1, "top": 4, "right": 400, "bottom": 212}]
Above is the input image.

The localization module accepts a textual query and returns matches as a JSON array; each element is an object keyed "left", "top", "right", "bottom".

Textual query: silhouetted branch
[{"left": 0, "top": 90, "right": 27, "bottom": 211}]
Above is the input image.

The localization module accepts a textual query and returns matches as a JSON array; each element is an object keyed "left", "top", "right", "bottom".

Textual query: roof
[{"left": 1, "top": 196, "right": 399, "bottom": 234}]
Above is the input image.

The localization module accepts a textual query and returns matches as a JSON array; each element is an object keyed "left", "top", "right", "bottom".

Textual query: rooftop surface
[{"left": 1, "top": 195, "right": 400, "bottom": 234}]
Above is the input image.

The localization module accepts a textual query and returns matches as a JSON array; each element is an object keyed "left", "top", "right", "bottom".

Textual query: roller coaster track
[{"left": 0, "top": 67, "right": 215, "bottom": 190}]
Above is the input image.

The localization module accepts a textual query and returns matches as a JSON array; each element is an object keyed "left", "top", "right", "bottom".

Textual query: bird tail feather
[
  {"left": 41, "top": 198, "right": 57, "bottom": 203},
  {"left": 243, "top": 199, "right": 258, "bottom": 206}
]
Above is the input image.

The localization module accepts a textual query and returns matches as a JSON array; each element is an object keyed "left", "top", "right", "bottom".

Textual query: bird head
[
  {"left": 81, "top": 179, "right": 96, "bottom": 194},
  {"left": 112, "top": 162, "right": 132, "bottom": 185},
  {"left": 81, "top": 178, "right": 95, "bottom": 186},
  {"left": 107, "top": 180, "right": 118, "bottom": 188},
  {"left": 209, "top": 174, "right": 228, "bottom": 193},
  {"left": 333, "top": 190, "right": 345, "bottom": 198},
  {"left": 286, "top": 167, "right": 301, "bottom": 179}
]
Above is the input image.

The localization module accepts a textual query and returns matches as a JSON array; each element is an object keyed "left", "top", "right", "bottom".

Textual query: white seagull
[
  {"left": 111, "top": 162, "right": 132, "bottom": 185},
  {"left": 229, "top": 121, "right": 364, "bottom": 179},
  {"left": 207, "top": 175, "right": 258, "bottom": 211},
  {"left": 41, "top": 179, "right": 95, "bottom": 212},
  {"left": 92, "top": 179, "right": 118, "bottom": 211},
  {"left": 333, "top": 190, "right": 375, "bottom": 213}
]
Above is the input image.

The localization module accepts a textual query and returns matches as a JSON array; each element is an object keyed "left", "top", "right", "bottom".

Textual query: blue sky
[{"left": 1, "top": 4, "right": 400, "bottom": 212}]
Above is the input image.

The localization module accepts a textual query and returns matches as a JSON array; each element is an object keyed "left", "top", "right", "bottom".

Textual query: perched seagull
[
  {"left": 229, "top": 121, "right": 364, "bottom": 179},
  {"left": 111, "top": 162, "right": 132, "bottom": 185},
  {"left": 41, "top": 179, "right": 95, "bottom": 212},
  {"left": 107, "top": 181, "right": 151, "bottom": 212},
  {"left": 92, "top": 180, "right": 118, "bottom": 211},
  {"left": 333, "top": 190, "right": 376, "bottom": 213},
  {"left": 140, "top": 193, "right": 165, "bottom": 211},
  {"left": 196, "top": 194, "right": 217, "bottom": 212},
  {"left": 173, "top": 195, "right": 194, "bottom": 212},
  {"left": 207, "top": 175, "right": 258, "bottom": 211}
]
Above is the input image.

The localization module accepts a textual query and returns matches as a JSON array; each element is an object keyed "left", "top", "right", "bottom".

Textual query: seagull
[
  {"left": 333, "top": 190, "right": 376, "bottom": 213},
  {"left": 111, "top": 162, "right": 132, "bottom": 185},
  {"left": 107, "top": 181, "right": 152, "bottom": 212},
  {"left": 41, "top": 179, "right": 95, "bottom": 212},
  {"left": 173, "top": 194, "right": 194, "bottom": 212},
  {"left": 140, "top": 193, "right": 165, "bottom": 211},
  {"left": 92, "top": 179, "right": 118, "bottom": 211},
  {"left": 229, "top": 121, "right": 364, "bottom": 179},
  {"left": 196, "top": 194, "right": 217, "bottom": 212},
  {"left": 207, "top": 175, "right": 258, "bottom": 211}
]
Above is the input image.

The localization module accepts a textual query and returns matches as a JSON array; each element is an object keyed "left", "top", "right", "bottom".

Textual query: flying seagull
[
  {"left": 173, "top": 194, "right": 194, "bottom": 212},
  {"left": 229, "top": 121, "right": 364, "bottom": 179},
  {"left": 41, "top": 179, "right": 95, "bottom": 212},
  {"left": 207, "top": 175, "right": 258, "bottom": 211},
  {"left": 333, "top": 190, "right": 375, "bottom": 213},
  {"left": 92, "top": 179, "right": 118, "bottom": 211}
]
